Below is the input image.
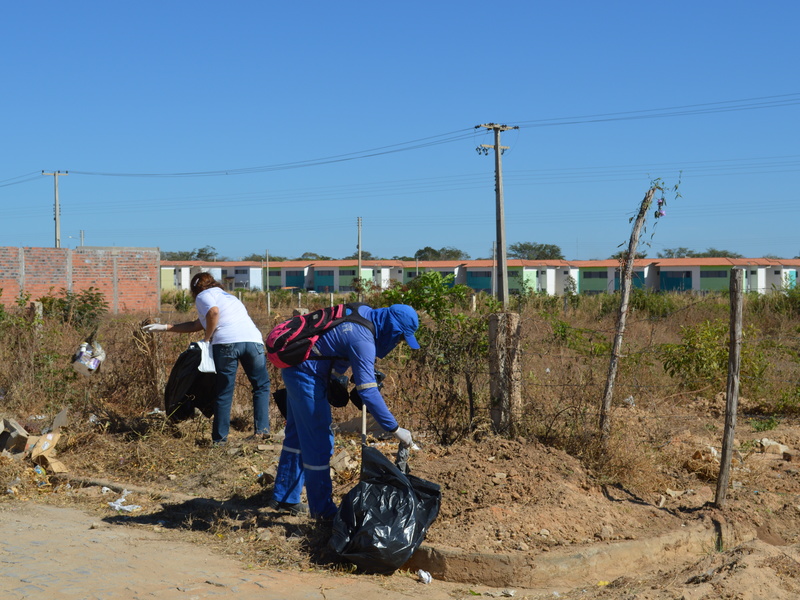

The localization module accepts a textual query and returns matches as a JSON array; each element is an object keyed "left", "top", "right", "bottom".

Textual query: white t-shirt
[{"left": 194, "top": 287, "right": 263, "bottom": 345}]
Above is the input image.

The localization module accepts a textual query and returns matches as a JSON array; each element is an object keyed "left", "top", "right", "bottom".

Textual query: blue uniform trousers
[{"left": 272, "top": 367, "right": 337, "bottom": 519}]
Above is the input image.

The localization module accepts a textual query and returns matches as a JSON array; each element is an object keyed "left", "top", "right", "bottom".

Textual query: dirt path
[{"left": 0, "top": 501, "right": 522, "bottom": 600}]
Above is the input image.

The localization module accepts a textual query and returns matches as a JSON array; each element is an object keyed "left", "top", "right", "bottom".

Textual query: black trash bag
[
  {"left": 273, "top": 376, "right": 350, "bottom": 419},
  {"left": 273, "top": 388, "right": 288, "bottom": 419},
  {"left": 164, "top": 342, "right": 216, "bottom": 422},
  {"left": 329, "top": 445, "right": 441, "bottom": 575},
  {"left": 327, "top": 375, "right": 350, "bottom": 408}
]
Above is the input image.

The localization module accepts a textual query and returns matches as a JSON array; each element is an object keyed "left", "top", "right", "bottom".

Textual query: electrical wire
[
  {"left": 513, "top": 93, "right": 800, "bottom": 129},
  {"left": 0, "top": 172, "right": 42, "bottom": 188},
  {"left": 40, "top": 93, "right": 800, "bottom": 179}
]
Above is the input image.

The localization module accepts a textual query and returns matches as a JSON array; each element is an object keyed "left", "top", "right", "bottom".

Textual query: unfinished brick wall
[{"left": 0, "top": 247, "right": 160, "bottom": 313}]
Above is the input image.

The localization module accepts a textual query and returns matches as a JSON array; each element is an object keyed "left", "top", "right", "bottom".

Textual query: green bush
[
  {"left": 661, "top": 319, "right": 768, "bottom": 395},
  {"left": 37, "top": 287, "right": 109, "bottom": 329}
]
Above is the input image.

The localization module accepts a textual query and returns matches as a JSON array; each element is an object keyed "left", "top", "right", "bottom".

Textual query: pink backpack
[{"left": 265, "top": 303, "right": 373, "bottom": 368}]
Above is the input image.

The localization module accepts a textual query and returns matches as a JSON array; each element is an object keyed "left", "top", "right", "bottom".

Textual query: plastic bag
[
  {"left": 329, "top": 444, "right": 441, "bottom": 575},
  {"left": 196, "top": 341, "right": 217, "bottom": 373},
  {"left": 164, "top": 342, "right": 216, "bottom": 422},
  {"left": 72, "top": 341, "right": 106, "bottom": 376}
]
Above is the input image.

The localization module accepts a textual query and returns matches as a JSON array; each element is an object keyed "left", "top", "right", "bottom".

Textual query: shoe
[
  {"left": 246, "top": 433, "right": 274, "bottom": 443},
  {"left": 267, "top": 498, "right": 309, "bottom": 516}
]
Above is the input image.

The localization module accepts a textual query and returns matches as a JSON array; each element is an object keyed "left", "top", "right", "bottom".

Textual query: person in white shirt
[{"left": 143, "top": 272, "right": 270, "bottom": 444}]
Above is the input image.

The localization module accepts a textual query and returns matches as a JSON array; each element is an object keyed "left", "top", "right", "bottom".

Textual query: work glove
[
  {"left": 393, "top": 427, "right": 413, "bottom": 448},
  {"left": 142, "top": 323, "right": 169, "bottom": 332}
]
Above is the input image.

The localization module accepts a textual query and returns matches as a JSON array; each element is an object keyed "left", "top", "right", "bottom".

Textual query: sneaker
[{"left": 267, "top": 498, "right": 309, "bottom": 516}]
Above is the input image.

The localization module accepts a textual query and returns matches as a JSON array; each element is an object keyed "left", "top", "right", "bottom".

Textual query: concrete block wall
[{"left": 0, "top": 247, "right": 160, "bottom": 313}]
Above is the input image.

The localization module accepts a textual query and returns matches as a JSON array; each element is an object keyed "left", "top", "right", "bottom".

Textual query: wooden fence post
[
  {"left": 489, "top": 312, "right": 522, "bottom": 435},
  {"left": 715, "top": 268, "right": 744, "bottom": 508}
]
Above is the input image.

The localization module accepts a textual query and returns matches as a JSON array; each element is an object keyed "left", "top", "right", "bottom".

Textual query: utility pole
[
  {"left": 357, "top": 217, "right": 363, "bottom": 301},
  {"left": 42, "top": 171, "right": 68, "bottom": 248},
  {"left": 476, "top": 124, "right": 517, "bottom": 310}
]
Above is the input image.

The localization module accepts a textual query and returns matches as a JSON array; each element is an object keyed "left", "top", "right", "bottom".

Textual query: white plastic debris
[
  {"left": 108, "top": 489, "right": 141, "bottom": 512},
  {"left": 417, "top": 569, "right": 432, "bottom": 584}
]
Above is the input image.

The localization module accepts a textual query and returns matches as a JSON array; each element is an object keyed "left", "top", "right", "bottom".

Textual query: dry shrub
[{"left": 2, "top": 285, "right": 798, "bottom": 500}]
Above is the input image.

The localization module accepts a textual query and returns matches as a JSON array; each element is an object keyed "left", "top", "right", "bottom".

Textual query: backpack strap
[{"left": 307, "top": 302, "right": 375, "bottom": 362}]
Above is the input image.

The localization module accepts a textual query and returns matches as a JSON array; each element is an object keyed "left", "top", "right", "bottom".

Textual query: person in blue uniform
[{"left": 269, "top": 304, "right": 419, "bottom": 519}]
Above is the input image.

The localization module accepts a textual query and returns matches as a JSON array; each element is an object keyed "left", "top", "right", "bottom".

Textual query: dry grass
[{"left": 1, "top": 290, "right": 799, "bottom": 568}]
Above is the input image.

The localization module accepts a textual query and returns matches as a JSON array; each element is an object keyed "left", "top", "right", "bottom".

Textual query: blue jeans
[{"left": 211, "top": 342, "right": 271, "bottom": 443}]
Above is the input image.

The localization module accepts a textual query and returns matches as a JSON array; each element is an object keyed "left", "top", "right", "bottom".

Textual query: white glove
[
  {"left": 142, "top": 323, "right": 169, "bottom": 332},
  {"left": 393, "top": 427, "right": 413, "bottom": 447}
]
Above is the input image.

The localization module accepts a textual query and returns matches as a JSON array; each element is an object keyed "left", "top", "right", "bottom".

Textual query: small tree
[
  {"left": 508, "top": 242, "right": 565, "bottom": 260},
  {"left": 600, "top": 178, "right": 679, "bottom": 443}
]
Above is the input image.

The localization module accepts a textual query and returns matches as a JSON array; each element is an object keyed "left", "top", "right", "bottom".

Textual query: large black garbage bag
[
  {"left": 164, "top": 342, "right": 216, "bottom": 422},
  {"left": 329, "top": 445, "right": 441, "bottom": 575}
]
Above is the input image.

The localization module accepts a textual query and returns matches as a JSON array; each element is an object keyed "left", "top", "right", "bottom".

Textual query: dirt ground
[{"left": 3, "top": 399, "right": 800, "bottom": 599}]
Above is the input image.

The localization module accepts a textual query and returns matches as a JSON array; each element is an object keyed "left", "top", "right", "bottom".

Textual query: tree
[
  {"left": 609, "top": 250, "right": 647, "bottom": 260},
  {"left": 194, "top": 246, "right": 221, "bottom": 261},
  {"left": 413, "top": 246, "right": 470, "bottom": 261},
  {"left": 413, "top": 247, "right": 440, "bottom": 261},
  {"left": 658, "top": 247, "right": 693, "bottom": 258},
  {"left": 341, "top": 250, "right": 379, "bottom": 260},
  {"left": 439, "top": 246, "right": 470, "bottom": 260},
  {"left": 507, "top": 242, "right": 564, "bottom": 260},
  {"left": 241, "top": 252, "right": 287, "bottom": 261},
  {"left": 658, "top": 247, "right": 743, "bottom": 259},
  {"left": 695, "top": 248, "right": 743, "bottom": 258},
  {"left": 295, "top": 252, "right": 332, "bottom": 261},
  {"left": 160, "top": 246, "right": 226, "bottom": 262}
]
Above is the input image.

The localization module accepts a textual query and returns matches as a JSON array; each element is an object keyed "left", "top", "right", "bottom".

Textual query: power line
[
  {"left": 513, "top": 93, "right": 800, "bottom": 129},
  {"left": 36, "top": 92, "right": 800, "bottom": 180}
]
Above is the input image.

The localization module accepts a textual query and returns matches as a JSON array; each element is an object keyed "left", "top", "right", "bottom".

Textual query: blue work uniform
[{"left": 271, "top": 304, "right": 418, "bottom": 519}]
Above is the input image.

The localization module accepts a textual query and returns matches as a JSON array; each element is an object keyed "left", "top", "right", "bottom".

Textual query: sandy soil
[{"left": 3, "top": 405, "right": 800, "bottom": 599}]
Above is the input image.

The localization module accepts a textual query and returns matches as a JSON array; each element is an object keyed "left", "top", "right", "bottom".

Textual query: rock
[
  {"left": 330, "top": 449, "right": 356, "bottom": 474},
  {"left": 491, "top": 472, "right": 507, "bottom": 485},
  {"left": 256, "top": 528, "right": 272, "bottom": 542},
  {"left": 760, "top": 438, "right": 790, "bottom": 455},
  {"left": 597, "top": 524, "right": 613, "bottom": 541}
]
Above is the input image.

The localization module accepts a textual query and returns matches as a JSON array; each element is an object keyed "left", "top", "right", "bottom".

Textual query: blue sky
[{"left": 3, "top": 2, "right": 798, "bottom": 261}]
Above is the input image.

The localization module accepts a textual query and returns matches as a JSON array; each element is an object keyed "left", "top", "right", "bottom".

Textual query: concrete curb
[{"left": 405, "top": 520, "right": 757, "bottom": 589}]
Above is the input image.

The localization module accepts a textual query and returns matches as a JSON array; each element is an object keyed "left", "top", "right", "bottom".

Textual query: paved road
[{"left": 0, "top": 502, "right": 476, "bottom": 600}]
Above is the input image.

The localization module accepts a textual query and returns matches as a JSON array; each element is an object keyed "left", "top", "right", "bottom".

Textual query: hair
[{"left": 190, "top": 272, "right": 223, "bottom": 299}]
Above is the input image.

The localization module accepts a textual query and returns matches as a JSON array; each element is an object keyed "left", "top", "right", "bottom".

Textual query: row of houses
[{"left": 161, "top": 257, "right": 800, "bottom": 296}]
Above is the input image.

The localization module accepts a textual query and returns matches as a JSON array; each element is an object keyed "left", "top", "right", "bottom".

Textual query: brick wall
[{"left": 0, "top": 247, "right": 160, "bottom": 313}]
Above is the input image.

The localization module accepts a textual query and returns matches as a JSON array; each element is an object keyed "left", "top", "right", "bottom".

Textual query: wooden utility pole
[
  {"left": 715, "top": 268, "right": 744, "bottom": 508},
  {"left": 477, "top": 123, "right": 517, "bottom": 310},
  {"left": 357, "top": 217, "right": 363, "bottom": 302},
  {"left": 265, "top": 249, "right": 271, "bottom": 315},
  {"left": 42, "top": 171, "right": 68, "bottom": 248},
  {"left": 489, "top": 312, "right": 522, "bottom": 434}
]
